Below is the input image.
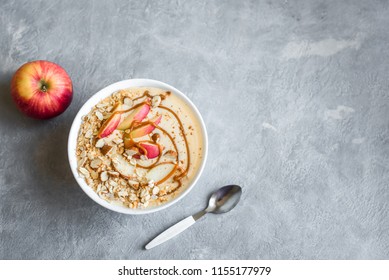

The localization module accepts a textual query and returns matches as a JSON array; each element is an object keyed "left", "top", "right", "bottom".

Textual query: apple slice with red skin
[
  {"left": 138, "top": 142, "right": 160, "bottom": 159},
  {"left": 130, "top": 115, "right": 162, "bottom": 139},
  {"left": 97, "top": 103, "right": 122, "bottom": 138},
  {"left": 117, "top": 103, "right": 150, "bottom": 130}
]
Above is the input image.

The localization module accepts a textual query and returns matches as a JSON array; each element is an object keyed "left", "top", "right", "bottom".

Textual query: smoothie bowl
[{"left": 68, "top": 79, "right": 208, "bottom": 214}]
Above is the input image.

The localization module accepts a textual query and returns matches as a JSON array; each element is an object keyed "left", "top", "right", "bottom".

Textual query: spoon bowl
[{"left": 207, "top": 185, "right": 242, "bottom": 214}]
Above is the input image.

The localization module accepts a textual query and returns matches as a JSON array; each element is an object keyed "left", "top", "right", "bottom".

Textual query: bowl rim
[{"left": 67, "top": 79, "right": 208, "bottom": 215}]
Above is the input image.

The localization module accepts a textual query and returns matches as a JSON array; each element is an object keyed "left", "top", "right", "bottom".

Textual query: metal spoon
[{"left": 145, "top": 185, "right": 242, "bottom": 250}]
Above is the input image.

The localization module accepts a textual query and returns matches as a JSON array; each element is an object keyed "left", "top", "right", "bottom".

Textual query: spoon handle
[{"left": 145, "top": 215, "right": 197, "bottom": 250}]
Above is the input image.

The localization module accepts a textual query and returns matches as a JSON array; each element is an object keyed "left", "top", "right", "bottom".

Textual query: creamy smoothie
[{"left": 76, "top": 87, "right": 204, "bottom": 209}]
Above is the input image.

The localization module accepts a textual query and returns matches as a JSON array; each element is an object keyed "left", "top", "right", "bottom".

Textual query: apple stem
[{"left": 39, "top": 80, "right": 48, "bottom": 92}]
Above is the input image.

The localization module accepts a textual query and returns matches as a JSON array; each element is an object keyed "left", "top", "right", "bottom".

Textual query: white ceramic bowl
[{"left": 68, "top": 79, "right": 208, "bottom": 214}]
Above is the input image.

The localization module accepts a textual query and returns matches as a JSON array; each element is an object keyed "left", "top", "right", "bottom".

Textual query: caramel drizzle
[
  {"left": 124, "top": 120, "right": 179, "bottom": 186},
  {"left": 114, "top": 101, "right": 148, "bottom": 115},
  {"left": 152, "top": 162, "right": 178, "bottom": 185},
  {"left": 124, "top": 120, "right": 166, "bottom": 170},
  {"left": 120, "top": 91, "right": 190, "bottom": 193},
  {"left": 158, "top": 106, "right": 191, "bottom": 180},
  {"left": 132, "top": 90, "right": 153, "bottom": 102},
  {"left": 132, "top": 90, "right": 170, "bottom": 102}
]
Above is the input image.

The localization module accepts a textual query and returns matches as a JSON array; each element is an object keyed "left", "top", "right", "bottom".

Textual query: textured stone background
[{"left": 0, "top": 0, "right": 388, "bottom": 259}]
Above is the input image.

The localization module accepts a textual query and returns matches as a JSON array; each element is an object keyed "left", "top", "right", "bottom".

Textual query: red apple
[
  {"left": 97, "top": 103, "right": 122, "bottom": 138},
  {"left": 117, "top": 103, "right": 150, "bottom": 130},
  {"left": 11, "top": 60, "right": 73, "bottom": 119},
  {"left": 130, "top": 115, "right": 162, "bottom": 138},
  {"left": 138, "top": 142, "right": 160, "bottom": 159}
]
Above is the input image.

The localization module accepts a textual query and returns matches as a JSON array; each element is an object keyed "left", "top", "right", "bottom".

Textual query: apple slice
[
  {"left": 117, "top": 103, "right": 150, "bottom": 130},
  {"left": 146, "top": 163, "right": 177, "bottom": 184},
  {"left": 130, "top": 115, "right": 162, "bottom": 139},
  {"left": 111, "top": 153, "right": 135, "bottom": 178},
  {"left": 138, "top": 142, "right": 160, "bottom": 159},
  {"left": 97, "top": 103, "right": 122, "bottom": 138}
]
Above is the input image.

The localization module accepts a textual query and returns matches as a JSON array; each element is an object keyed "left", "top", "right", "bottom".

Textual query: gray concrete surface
[{"left": 0, "top": 0, "right": 388, "bottom": 259}]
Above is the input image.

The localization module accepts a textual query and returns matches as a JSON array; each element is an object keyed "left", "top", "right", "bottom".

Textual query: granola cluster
[{"left": 76, "top": 89, "right": 173, "bottom": 209}]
